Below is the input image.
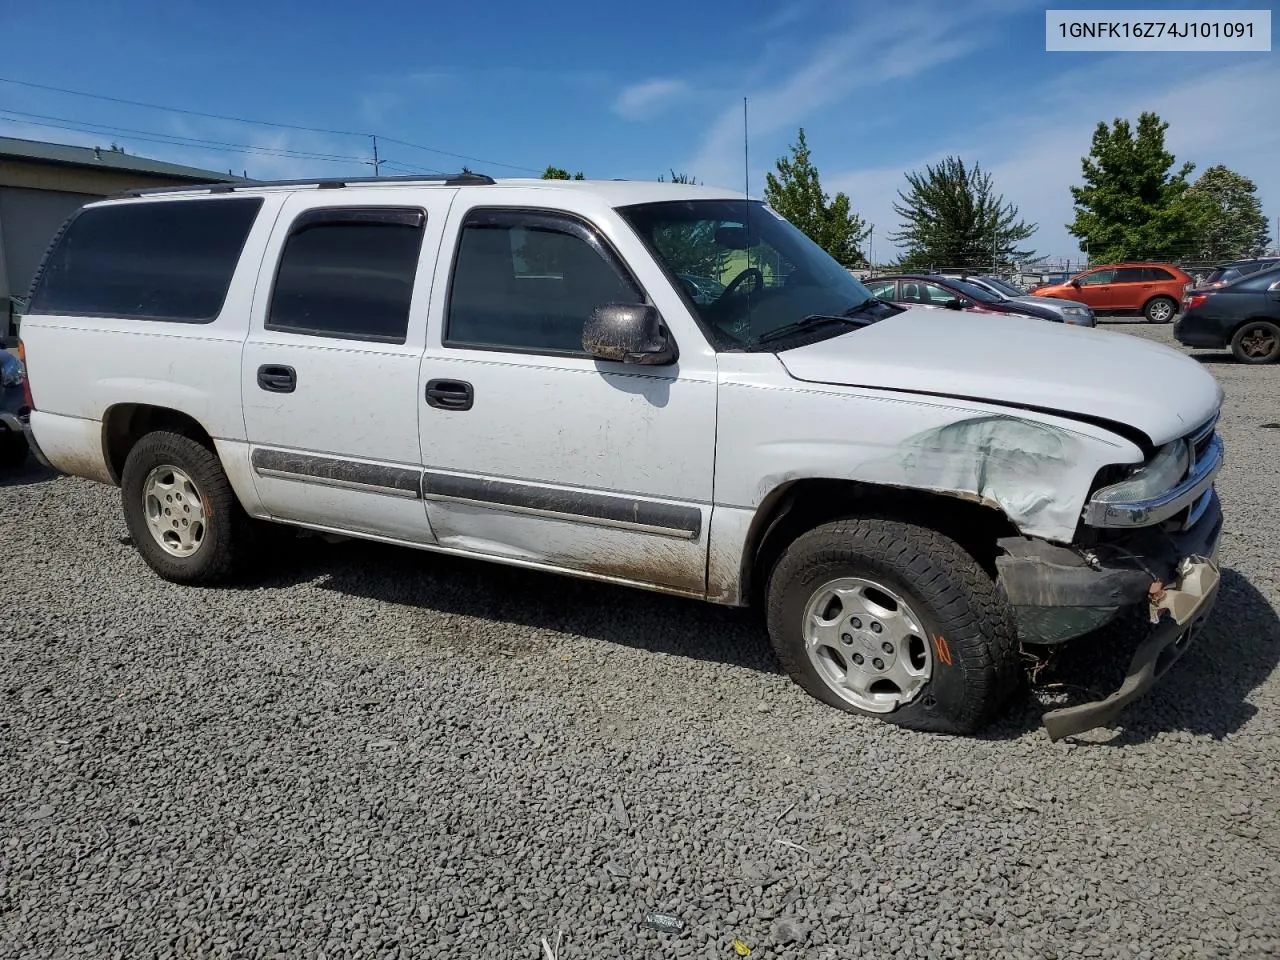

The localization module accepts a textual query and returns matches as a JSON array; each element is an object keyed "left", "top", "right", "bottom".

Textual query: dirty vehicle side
[{"left": 19, "top": 176, "right": 1225, "bottom": 739}]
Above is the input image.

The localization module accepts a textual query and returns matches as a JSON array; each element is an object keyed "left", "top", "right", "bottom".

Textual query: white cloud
[
  {"left": 682, "top": 0, "right": 1014, "bottom": 192},
  {"left": 828, "top": 55, "right": 1280, "bottom": 261},
  {"left": 613, "top": 78, "right": 690, "bottom": 121}
]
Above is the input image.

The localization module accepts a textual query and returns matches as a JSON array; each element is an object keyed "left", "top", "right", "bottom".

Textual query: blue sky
[{"left": 1, "top": 0, "right": 1276, "bottom": 260}]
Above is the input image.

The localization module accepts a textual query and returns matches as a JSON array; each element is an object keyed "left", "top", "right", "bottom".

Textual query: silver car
[{"left": 961, "top": 275, "right": 1096, "bottom": 327}]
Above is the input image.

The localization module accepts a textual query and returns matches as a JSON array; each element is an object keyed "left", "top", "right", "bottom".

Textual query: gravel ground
[{"left": 2, "top": 321, "right": 1278, "bottom": 959}]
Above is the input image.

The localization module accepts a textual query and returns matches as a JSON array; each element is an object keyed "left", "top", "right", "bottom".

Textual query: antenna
[
  {"left": 371, "top": 135, "right": 381, "bottom": 177},
  {"left": 743, "top": 97, "right": 749, "bottom": 198}
]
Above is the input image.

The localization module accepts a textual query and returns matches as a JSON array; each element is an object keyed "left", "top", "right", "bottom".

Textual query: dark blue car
[{"left": 1, "top": 349, "right": 29, "bottom": 467}]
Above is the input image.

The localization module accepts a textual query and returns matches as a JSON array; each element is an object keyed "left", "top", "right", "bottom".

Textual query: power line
[
  {"left": 0, "top": 75, "right": 371, "bottom": 136},
  {"left": 0, "top": 108, "right": 374, "bottom": 163},
  {"left": 0, "top": 112, "right": 373, "bottom": 167},
  {"left": 0, "top": 75, "right": 544, "bottom": 174}
]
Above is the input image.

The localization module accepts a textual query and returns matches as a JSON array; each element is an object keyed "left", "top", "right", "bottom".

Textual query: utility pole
[
  {"left": 868, "top": 224, "right": 875, "bottom": 271},
  {"left": 742, "top": 98, "right": 749, "bottom": 199},
  {"left": 371, "top": 135, "right": 381, "bottom": 177}
]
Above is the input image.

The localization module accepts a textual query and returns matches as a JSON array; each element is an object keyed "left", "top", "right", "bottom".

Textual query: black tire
[
  {"left": 1143, "top": 296, "right": 1177, "bottom": 324},
  {"left": 0, "top": 427, "right": 29, "bottom": 469},
  {"left": 765, "top": 518, "right": 1021, "bottom": 734},
  {"left": 1230, "top": 320, "right": 1280, "bottom": 364},
  {"left": 120, "top": 430, "right": 254, "bottom": 585}
]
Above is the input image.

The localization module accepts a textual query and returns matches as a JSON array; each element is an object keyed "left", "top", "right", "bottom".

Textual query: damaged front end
[{"left": 995, "top": 417, "right": 1225, "bottom": 739}]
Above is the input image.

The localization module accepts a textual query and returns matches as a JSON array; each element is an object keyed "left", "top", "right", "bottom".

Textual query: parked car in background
[
  {"left": 957, "top": 275, "right": 1096, "bottom": 327},
  {"left": 1032, "top": 263, "right": 1192, "bottom": 323},
  {"left": 1175, "top": 263, "right": 1280, "bottom": 364},
  {"left": 1190, "top": 257, "right": 1280, "bottom": 291},
  {"left": 1, "top": 348, "right": 30, "bottom": 467},
  {"left": 865, "top": 274, "right": 1064, "bottom": 323}
]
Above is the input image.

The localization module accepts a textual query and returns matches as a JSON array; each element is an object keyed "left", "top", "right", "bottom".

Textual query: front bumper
[
  {"left": 997, "top": 489, "right": 1224, "bottom": 739},
  {"left": 1040, "top": 556, "right": 1220, "bottom": 740}
]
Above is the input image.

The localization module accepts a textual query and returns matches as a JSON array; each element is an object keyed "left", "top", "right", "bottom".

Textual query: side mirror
[
  {"left": 582, "top": 303, "right": 677, "bottom": 365},
  {"left": 943, "top": 298, "right": 966, "bottom": 311},
  {"left": 1069, "top": 278, "right": 1082, "bottom": 287}
]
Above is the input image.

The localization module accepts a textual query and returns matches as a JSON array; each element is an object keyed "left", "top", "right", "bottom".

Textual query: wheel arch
[
  {"left": 741, "top": 478, "right": 1020, "bottom": 606},
  {"left": 102, "top": 403, "right": 217, "bottom": 485}
]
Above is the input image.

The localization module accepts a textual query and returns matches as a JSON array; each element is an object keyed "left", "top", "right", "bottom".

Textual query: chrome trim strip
[
  {"left": 421, "top": 491, "right": 699, "bottom": 539},
  {"left": 421, "top": 471, "right": 703, "bottom": 540},
  {"left": 1189, "top": 413, "right": 1218, "bottom": 449},
  {"left": 255, "top": 467, "right": 421, "bottom": 499},
  {"left": 251, "top": 448, "right": 422, "bottom": 500},
  {"left": 1083, "top": 433, "right": 1223, "bottom": 529}
]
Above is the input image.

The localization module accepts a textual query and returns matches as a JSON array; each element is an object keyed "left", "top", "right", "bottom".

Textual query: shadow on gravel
[
  {"left": 0, "top": 461, "right": 58, "bottom": 489},
  {"left": 246, "top": 535, "right": 780, "bottom": 674},
  {"left": 1191, "top": 352, "right": 1243, "bottom": 366},
  {"left": 984, "top": 568, "right": 1279, "bottom": 745}
]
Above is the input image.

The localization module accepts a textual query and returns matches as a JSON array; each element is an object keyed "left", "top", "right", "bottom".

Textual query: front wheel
[
  {"left": 765, "top": 518, "right": 1021, "bottom": 734},
  {"left": 120, "top": 430, "right": 254, "bottom": 585},
  {"left": 1231, "top": 320, "right": 1280, "bottom": 364},
  {"left": 1144, "top": 296, "right": 1177, "bottom": 324}
]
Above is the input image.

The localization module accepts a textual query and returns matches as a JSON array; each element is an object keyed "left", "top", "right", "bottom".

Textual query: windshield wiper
[{"left": 756, "top": 312, "right": 871, "bottom": 345}]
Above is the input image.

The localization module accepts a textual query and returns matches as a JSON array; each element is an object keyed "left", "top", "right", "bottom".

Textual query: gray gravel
[{"left": 2, "top": 321, "right": 1279, "bottom": 959}]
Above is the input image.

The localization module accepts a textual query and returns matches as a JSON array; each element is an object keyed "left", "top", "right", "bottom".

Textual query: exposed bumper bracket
[{"left": 1041, "top": 556, "right": 1221, "bottom": 740}]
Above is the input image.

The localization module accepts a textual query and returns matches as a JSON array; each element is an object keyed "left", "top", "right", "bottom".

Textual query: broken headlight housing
[{"left": 1092, "top": 440, "right": 1190, "bottom": 504}]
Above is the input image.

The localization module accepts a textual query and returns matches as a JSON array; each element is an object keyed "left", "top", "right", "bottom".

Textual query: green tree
[
  {"left": 1067, "top": 112, "right": 1204, "bottom": 263},
  {"left": 764, "top": 128, "right": 869, "bottom": 267},
  {"left": 542, "top": 165, "right": 585, "bottom": 180},
  {"left": 658, "top": 169, "right": 701, "bottom": 184},
  {"left": 889, "top": 156, "right": 1035, "bottom": 271},
  {"left": 1185, "top": 164, "right": 1271, "bottom": 261}
]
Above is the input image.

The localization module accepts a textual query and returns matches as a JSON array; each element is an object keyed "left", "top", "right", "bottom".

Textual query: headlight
[{"left": 1092, "top": 441, "right": 1190, "bottom": 504}]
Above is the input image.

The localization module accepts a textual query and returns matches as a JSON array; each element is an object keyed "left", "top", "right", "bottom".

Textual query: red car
[{"left": 1032, "top": 262, "right": 1193, "bottom": 323}]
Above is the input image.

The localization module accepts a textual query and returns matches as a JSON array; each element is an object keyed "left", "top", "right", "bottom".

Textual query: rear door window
[
  {"left": 28, "top": 197, "right": 263, "bottom": 322},
  {"left": 1114, "top": 268, "right": 1147, "bottom": 283},
  {"left": 266, "top": 207, "right": 426, "bottom": 344}
]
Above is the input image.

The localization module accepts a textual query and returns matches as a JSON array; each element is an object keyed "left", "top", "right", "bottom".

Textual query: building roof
[{"left": 0, "top": 136, "right": 244, "bottom": 183}]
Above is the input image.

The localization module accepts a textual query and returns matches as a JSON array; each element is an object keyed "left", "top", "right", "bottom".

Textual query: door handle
[
  {"left": 425, "top": 378, "right": 474, "bottom": 411},
  {"left": 257, "top": 364, "right": 297, "bottom": 393}
]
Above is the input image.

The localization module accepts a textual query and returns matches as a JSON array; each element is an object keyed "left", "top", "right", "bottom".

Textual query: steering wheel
[{"left": 718, "top": 267, "right": 763, "bottom": 302}]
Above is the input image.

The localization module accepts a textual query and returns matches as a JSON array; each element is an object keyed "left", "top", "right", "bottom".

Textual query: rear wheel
[
  {"left": 1231, "top": 320, "right": 1280, "bottom": 364},
  {"left": 765, "top": 518, "right": 1021, "bottom": 734},
  {"left": 121, "top": 430, "right": 254, "bottom": 584},
  {"left": 1144, "top": 296, "right": 1177, "bottom": 324}
]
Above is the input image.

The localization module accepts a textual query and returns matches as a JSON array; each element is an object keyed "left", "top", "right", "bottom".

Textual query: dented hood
[{"left": 777, "top": 308, "right": 1222, "bottom": 445}]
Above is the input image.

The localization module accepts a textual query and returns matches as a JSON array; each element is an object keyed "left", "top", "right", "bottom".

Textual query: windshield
[
  {"left": 617, "top": 199, "right": 883, "bottom": 350},
  {"left": 943, "top": 278, "right": 1004, "bottom": 303},
  {"left": 981, "top": 277, "right": 1024, "bottom": 297}
]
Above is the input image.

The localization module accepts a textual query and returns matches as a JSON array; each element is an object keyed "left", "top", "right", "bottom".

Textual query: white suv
[{"left": 18, "top": 174, "right": 1225, "bottom": 739}]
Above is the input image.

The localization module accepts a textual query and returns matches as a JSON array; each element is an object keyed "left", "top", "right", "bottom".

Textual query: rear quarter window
[{"left": 27, "top": 197, "right": 264, "bottom": 323}]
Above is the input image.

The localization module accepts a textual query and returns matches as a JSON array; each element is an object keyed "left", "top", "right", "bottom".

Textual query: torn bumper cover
[{"left": 996, "top": 491, "right": 1224, "bottom": 739}]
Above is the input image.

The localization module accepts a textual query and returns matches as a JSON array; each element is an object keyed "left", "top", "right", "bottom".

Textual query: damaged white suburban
[{"left": 19, "top": 180, "right": 1223, "bottom": 739}]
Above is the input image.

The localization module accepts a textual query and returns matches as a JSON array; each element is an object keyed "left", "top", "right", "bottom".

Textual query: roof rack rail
[{"left": 110, "top": 171, "right": 497, "bottom": 199}]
